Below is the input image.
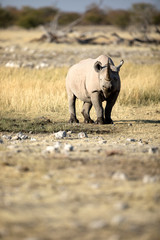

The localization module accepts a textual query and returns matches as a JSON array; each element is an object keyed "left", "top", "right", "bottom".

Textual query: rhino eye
[{"left": 102, "top": 85, "right": 107, "bottom": 89}]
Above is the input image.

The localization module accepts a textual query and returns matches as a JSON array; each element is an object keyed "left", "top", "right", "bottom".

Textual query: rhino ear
[{"left": 94, "top": 61, "right": 103, "bottom": 72}]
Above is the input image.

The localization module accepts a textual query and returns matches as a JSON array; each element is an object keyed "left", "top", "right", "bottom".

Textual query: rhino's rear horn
[
  {"left": 94, "top": 61, "right": 103, "bottom": 72},
  {"left": 117, "top": 59, "right": 124, "bottom": 72}
]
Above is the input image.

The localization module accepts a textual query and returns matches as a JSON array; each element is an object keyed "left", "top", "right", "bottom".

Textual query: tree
[
  {"left": 0, "top": 6, "right": 14, "bottom": 27},
  {"left": 130, "top": 3, "right": 156, "bottom": 31}
]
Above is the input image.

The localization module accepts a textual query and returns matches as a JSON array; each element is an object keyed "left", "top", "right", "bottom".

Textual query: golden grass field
[
  {"left": 0, "top": 63, "right": 160, "bottom": 121},
  {"left": 0, "top": 27, "right": 160, "bottom": 240}
]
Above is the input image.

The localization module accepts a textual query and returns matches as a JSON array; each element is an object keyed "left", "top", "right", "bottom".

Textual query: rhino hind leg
[
  {"left": 68, "top": 94, "right": 79, "bottom": 123},
  {"left": 81, "top": 102, "right": 94, "bottom": 123}
]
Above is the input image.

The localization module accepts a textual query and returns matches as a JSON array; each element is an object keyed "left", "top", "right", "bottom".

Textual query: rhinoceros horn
[
  {"left": 117, "top": 60, "right": 124, "bottom": 72},
  {"left": 106, "top": 58, "right": 111, "bottom": 81}
]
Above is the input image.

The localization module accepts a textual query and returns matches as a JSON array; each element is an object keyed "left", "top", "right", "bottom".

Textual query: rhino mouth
[{"left": 102, "top": 90, "right": 111, "bottom": 99}]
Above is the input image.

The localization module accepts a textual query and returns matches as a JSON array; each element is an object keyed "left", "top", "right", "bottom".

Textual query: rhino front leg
[
  {"left": 105, "top": 91, "right": 119, "bottom": 124},
  {"left": 91, "top": 92, "right": 104, "bottom": 124},
  {"left": 68, "top": 93, "right": 79, "bottom": 123},
  {"left": 81, "top": 102, "right": 94, "bottom": 123}
]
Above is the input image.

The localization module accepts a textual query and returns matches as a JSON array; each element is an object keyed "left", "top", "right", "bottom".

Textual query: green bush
[
  {"left": 0, "top": 7, "right": 14, "bottom": 27},
  {"left": 107, "top": 10, "right": 131, "bottom": 29},
  {"left": 58, "top": 12, "right": 81, "bottom": 26},
  {"left": 0, "top": 3, "right": 159, "bottom": 29},
  {"left": 153, "top": 12, "right": 160, "bottom": 25},
  {"left": 82, "top": 4, "right": 105, "bottom": 25},
  {"left": 16, "top": 6, "right": 57, "bottom": 29}
]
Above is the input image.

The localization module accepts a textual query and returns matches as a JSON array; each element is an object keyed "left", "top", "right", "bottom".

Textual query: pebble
[
  {"left": 67, "top": 131, "right": 72, "bottom": 135},
  {"left": 5, "top": 61, "right": 21, "bottom": 68},
  {"left": 35, "top": 62, "right": 49, "bottom": 69},
  {"left": 126, "top": 138, "right": 136, "bottom": 142},
  {"left": 53, "top": 142, "right": 61, "bottom": 152},
  {"left": 111, "top": 215, "right": 125, "bottom": 225},
  {"left": 112, "top": 172, "right": 127, "bottom": 181},
  {"left": 45, "top": 146, "right": 57, "bottom": 153},
  {"left": 0, "top": 139, "right": 4, "bottom": 144},
  {"left": 22, "top": 62, "right": 34, "bottom": 68},
  {"left": 98, "top": 140, "right": 107, "bottom": 144},
  {"left": 90, "top": 183, "right": 100, "bottom": 189},
  {"left": 148, "top": 147, "right": 159, "bottom": 154},
  {"left": 108, "top": 235, "right": 120, "bottom": 240},
  {"left": 89, "top": 219, "right": 107, "bottom": 229},
  {"left": 30, "top": 138, "right": 37, "bottom": 141},
  {"left": 63, "top": 143, "right": 74, "bottom": 152},
  {"left": 143, "top": 175, "right": 159, "bottom": 183},
  {"left": 11, "top": 136, "right": 19, "bottom": 140},
  {"left": 54, "top": 131, "right": 66, "bottom": 139},
  {"left": 114, "top": 202, "right": 129, "bottom": 210},
  {"left": 2, "top": 135, "right": 12, "bottom": 140},
  {"left": 11, "top": 132, "right": 29, "bottom": 140},
  {"left": 78, "top": 132, "right": 88, "bottom": 138}
]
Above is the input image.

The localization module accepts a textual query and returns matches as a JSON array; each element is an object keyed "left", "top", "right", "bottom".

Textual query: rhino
[{"left": 66, "top": 55, "right": 124, "bottom": 124}]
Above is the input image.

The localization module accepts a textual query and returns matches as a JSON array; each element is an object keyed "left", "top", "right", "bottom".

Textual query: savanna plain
[{"left": 0, "top": 26, "right": 160, "bottom": 240}]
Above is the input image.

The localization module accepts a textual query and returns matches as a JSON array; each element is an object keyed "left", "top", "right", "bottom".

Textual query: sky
[{"left": 0, "top": 0, "right": 160, "bottom": 12}]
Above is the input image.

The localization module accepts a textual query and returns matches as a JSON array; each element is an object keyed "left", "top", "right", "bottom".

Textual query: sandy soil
[{"left": 0, "top": 106, "right": 160, "bottom": 240}]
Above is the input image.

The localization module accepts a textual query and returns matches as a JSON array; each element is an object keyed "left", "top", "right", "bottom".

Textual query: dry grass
[
  {"left": 0, "top": 67, "right": 68, "bottom": 117},
  {"left": 119, "top": 62, "right": 160, "bottom": 105},
  {"left": 0, "top": 62, "right": 159, "bottom": 120}
]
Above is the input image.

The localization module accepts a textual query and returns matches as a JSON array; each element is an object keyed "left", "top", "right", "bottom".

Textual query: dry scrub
[{"left": 0, "top": 63, "right": 160, "bottom": 119}]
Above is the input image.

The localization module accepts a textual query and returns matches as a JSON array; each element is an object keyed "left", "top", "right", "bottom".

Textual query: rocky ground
[{"left": 0, "top": 110, "right": 160, "bottom": 240}]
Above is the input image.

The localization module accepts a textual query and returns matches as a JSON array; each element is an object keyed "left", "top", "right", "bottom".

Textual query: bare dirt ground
[{"left": 0, "top": 106, "right": 160, "bottom": 240}]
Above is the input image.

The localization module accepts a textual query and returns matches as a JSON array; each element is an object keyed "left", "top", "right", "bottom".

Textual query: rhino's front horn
[
  {"left": 117, "top": 60, "right": 124, "bottom": 72},
  {"left": 106, "top": 59, "right": 111, "bottom": 81}
]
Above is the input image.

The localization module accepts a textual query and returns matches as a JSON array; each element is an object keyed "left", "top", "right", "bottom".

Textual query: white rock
[
  {"left": 112, "top": 172, "right": 127, "bottom": 181},
  {"left": 111, "top": 215, "right": 125, "bottom": 225},
  {"left": 46, "top": 146, "right": 56, "bottom": 153},
  {"left": 143, "top": 175, "right": 159, "bottom": 184},
  {"left": 52, "top": 142, "right": 61, "bottom": 152},
  {"left": 30, "top": 138, "right": 37, "bottom": 141},
  {"left": 114, "top": 202, "right": 129, "bottom": 210},
  {"left": 126, "top": 138, "right": 136, "bottom": 142},
  {"left": 64, "top": 143, "right": 74, "bottom": 152},
  {"left": 89, "top": 219, "right": 107, "bottom": 229},
  {"left": 22, "top": 62, "right": 34, "bottom": 68},
  {"left": 17, "top": 132, "right": 29, "bottom": 140},
  {"left": 98, "top": 140, "right": 107, "bottom": 144},
  {"left": 35, "top": 62, "right": 49, "bottom": 69},
  {"left": 54, "top": 131, "right": 66, "bottom": 139},
  {"left": 2, "top": 135, "right": 11, "bottom": 140},
  {"left": 5, "top": 61, "right": 21, "bottom": 68},
  {"left": 90, "top": 183, "right": 100, "bottom": 189},
  {"left": 78, "top": 132, "right": 88, "bottom": 138},
  {"left": 11, "top": 136, "right": 19, "bottom": 140}
]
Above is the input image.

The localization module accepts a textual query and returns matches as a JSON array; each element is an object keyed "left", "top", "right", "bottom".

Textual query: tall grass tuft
[{"left": 0, "top": 63, "right": 159, "bottom": 119}]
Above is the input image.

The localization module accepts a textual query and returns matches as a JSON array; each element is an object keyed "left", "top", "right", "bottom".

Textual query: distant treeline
[{"left": 0, "top": 3, "right": 160, "bottom": 29}]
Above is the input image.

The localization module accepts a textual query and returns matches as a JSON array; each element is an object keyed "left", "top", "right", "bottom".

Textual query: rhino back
[{"left": 66, "top": 55, "right": 109, "bottom": 101}]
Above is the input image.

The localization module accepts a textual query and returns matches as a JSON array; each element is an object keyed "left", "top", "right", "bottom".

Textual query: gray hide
[{"left": 66, "top": 55, "right": 124, "bottom": 124}]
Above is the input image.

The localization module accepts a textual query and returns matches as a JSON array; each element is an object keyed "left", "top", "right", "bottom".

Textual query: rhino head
[{"left": 94, "top": 58, "right": 124, "bottom": 98}]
